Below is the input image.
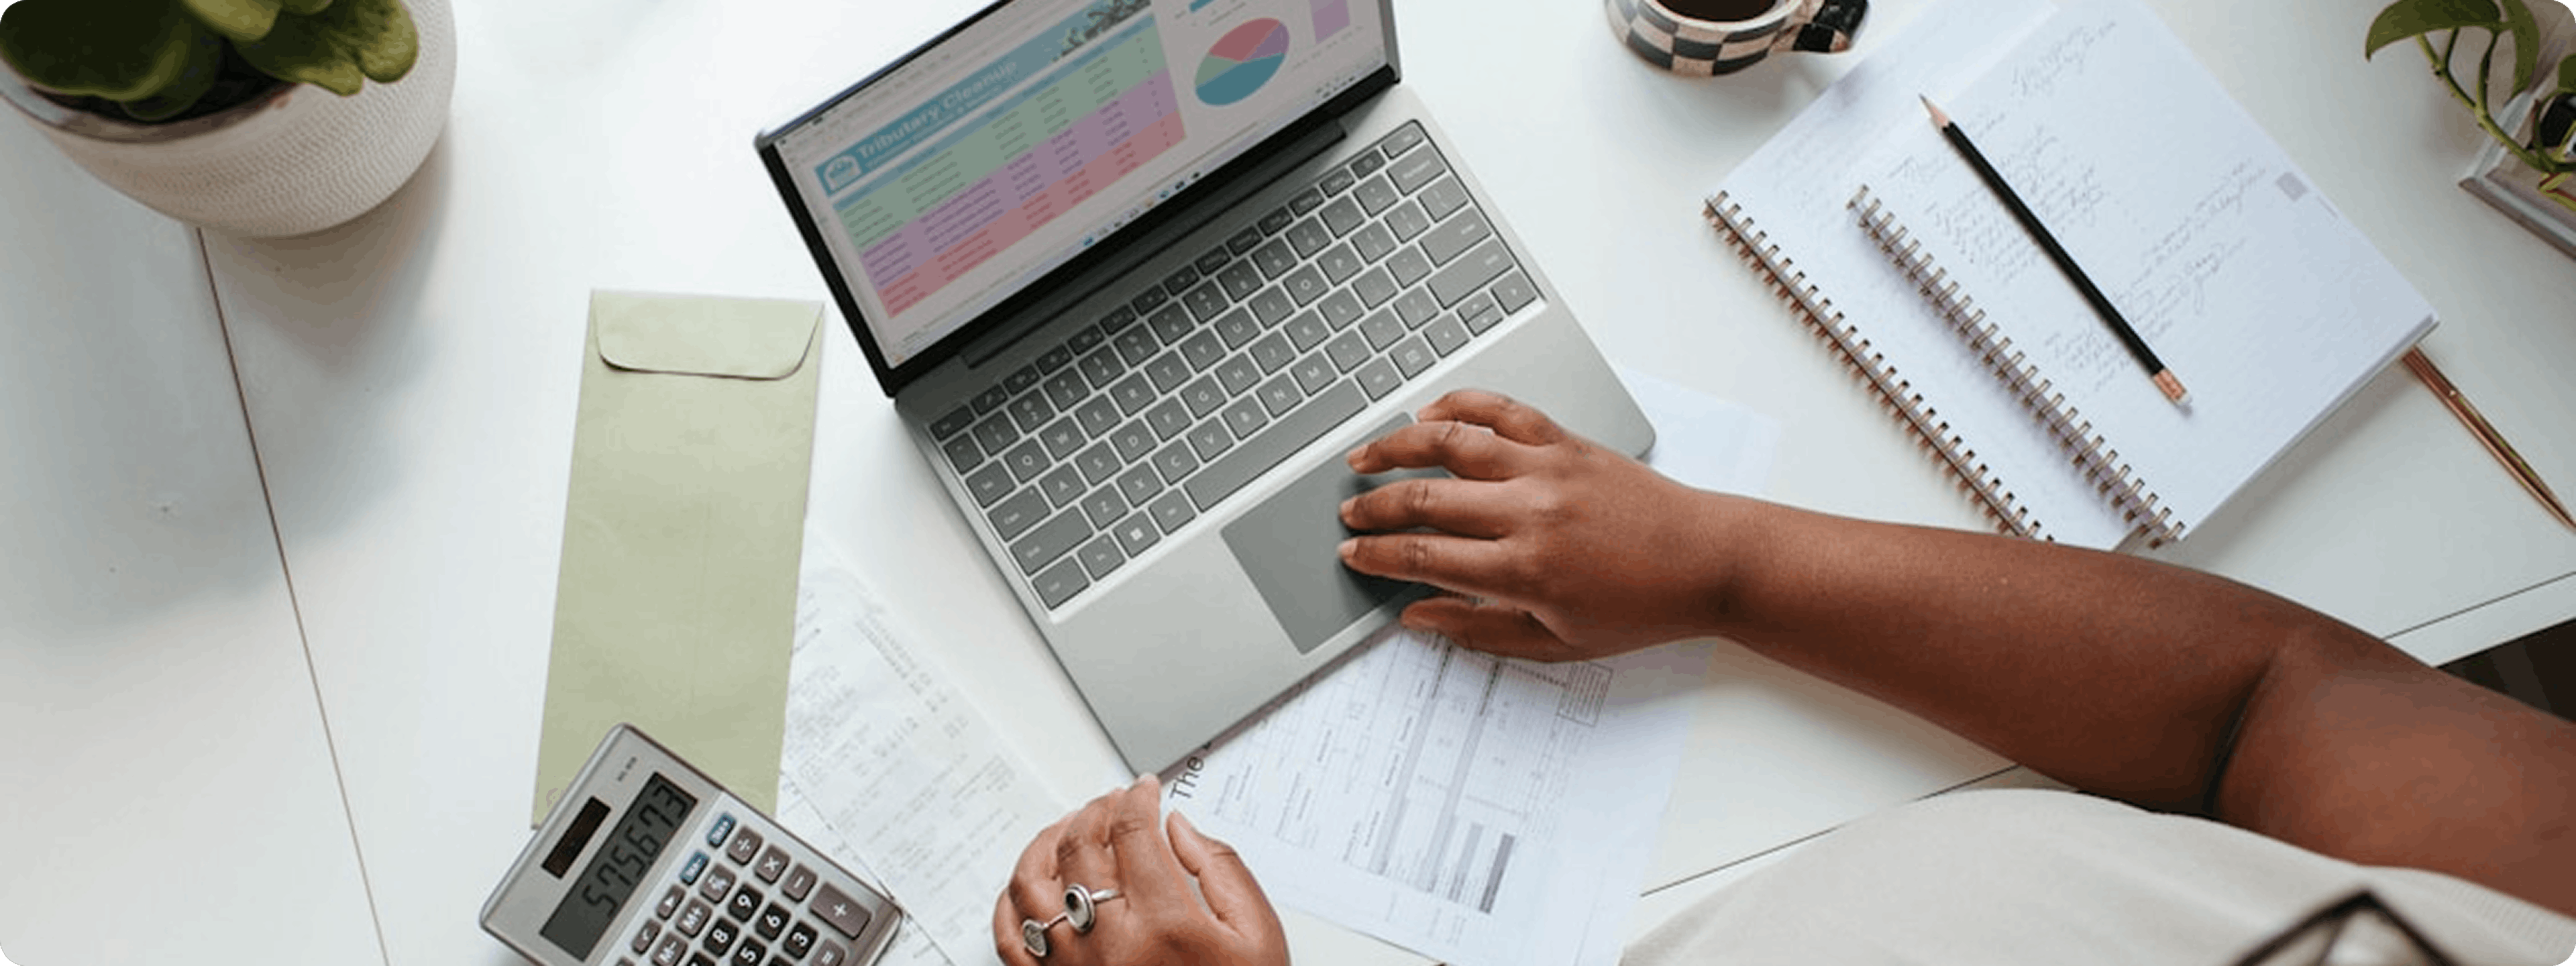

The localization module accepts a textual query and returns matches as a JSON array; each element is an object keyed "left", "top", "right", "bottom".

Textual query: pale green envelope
[{"left": 531, "top": 290, "right": 825, "bottom": 826}]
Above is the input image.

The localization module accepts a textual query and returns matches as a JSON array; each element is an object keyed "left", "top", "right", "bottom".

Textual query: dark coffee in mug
[{"left": 1657, "top": 0, "right": 1778, "bottom": 21}]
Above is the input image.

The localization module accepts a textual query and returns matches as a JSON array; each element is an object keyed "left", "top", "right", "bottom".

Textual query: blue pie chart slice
[{"left": 1197, "top": 19, "right": 1289, "bottom": 106}]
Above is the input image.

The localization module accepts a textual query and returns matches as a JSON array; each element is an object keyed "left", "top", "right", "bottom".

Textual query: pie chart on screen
[{"left": 1197, "top": 19, "right": 1289, "bottom": 106}]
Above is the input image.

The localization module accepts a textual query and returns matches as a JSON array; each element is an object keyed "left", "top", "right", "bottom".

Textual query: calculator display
[{"left": 539, "top": 773, "right": 696, "bottom": 959}]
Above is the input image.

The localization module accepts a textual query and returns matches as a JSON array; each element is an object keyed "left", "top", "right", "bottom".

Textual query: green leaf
[
  {"left": 2559, "top": 52, "right": 2576, "bottom": 98},
  {"left": 117, "top": 21, "right": 224, "bottom": 121},
  {"left": 280, "top": 0, "right": 337, "bottom": 15},
  {"left": 2498, "top": 0, "right": 2539, "bottom": 100},
  {"left": 232, "top": 6, "right": 362, "bottom": 94},
  {"left": 0, "top": 0, "right": 198, "bottom": 101},
  {"left": 2366, "top": 0, "right": 2502, "bottom": 58},
  {"left": 179, "top": 0, "right": 284, "bottom": 42},
  {"left": 315, "top": 0, "right": 414, "bottom": 83}
]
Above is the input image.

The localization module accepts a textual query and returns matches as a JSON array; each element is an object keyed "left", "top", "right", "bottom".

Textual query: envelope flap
[{"left": 593, "top": 291, "right": 822, "bottom": 380}]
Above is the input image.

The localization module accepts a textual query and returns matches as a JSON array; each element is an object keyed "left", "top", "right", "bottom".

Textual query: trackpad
[{"left": 1223, "top": 418, "right": 1442, "bottom": 654}]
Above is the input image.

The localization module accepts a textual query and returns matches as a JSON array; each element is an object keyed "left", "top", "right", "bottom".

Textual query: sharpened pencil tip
[
  {"left": 2153, "top": 370, "right": 2189, "bottom": 405},
  {"left": 1920, "top": 95, "right": 1950, "bottom": 127}
]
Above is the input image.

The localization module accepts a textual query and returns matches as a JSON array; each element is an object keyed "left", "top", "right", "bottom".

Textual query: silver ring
[
  {"left": 1063, "top": 883, "right": 1122, "bottom": 934},
  {"left": 1020, "top": 912, "right": 1068, "bottom": 959}
]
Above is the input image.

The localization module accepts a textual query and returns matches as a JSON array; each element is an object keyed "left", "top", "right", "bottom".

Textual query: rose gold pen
[{"left": 2402, "top": 346, "right": 2575, "bottom": 529}]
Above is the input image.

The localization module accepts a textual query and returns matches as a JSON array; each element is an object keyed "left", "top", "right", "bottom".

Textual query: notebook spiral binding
[
  {"left": 1703, "top": 191, "right": 2038, "bottom": 541},
  {"left": 1847, "top": 185, "right": 2179, "bottom": 545}
]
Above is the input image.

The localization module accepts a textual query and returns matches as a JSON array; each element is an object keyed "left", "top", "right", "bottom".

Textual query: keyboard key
[
  {"left": 1144, "top": 399, "right": 1192, "bottom": 439},
  {"left": 1287, "top": 186, "right": 1324, "bottom": 215},
  {"left": 1108, "top": 373, "right": 1157, "bottom": 416},
  {"left": 784, "top": 924, "right": 818, "bottom": 962},
  {"left": 1148, "top": 490, "right": 1197, "bottom": 534},
  {"left": 1351, "top": 223, "right": 1397, "bottom": 263},
  {"left": 1456, "top": 291, "right": 1505, "bottom": 334},
  {"left": 1115, "top": 464, "right": 1165, "bottom": 506},
  {"left": 1214, "top": 354, "right": 1261, "bottom": 395},
  {"left": 1318, "top": 243, "right": 1362, "bottom": 283},
  {"left": 1163, "top": 266, "right": 1200, "bottom": 296},
  {"left": 1253, "top": 377, "right": 1302, "bottom": 419},
  {"left": 1034, "top": 557, "right": 1088, "bottom": 608},
  {"left": 727, "top": 884, "right": 763, "bottom": 922},
  {"left": 1421, "top": 211, "right": 1493, "bottom": 266},
  {"left": 1081, "top": 488, "right": 1130, "bottom": 529},
  {"left": 1430, "top": 239, "right": 1516, "bottom": 306},
  {"left": 1283, "top": 266, "right": 1328, "bottom": 305},
  {"left": 1187, "top": 419, "right": 1235, "bottom": 461},
  {"left": 1001, "top": 365, "right": 1040, "bottom": 396},
  {"left": 1077, "top": 346, "right": 1126, "bottom": 388},
  {"left": 1179, "top": 330, "right": 1226, "bottom": 370},
  {"left": 1290, "top": 353, "right": 1336, "bottom": 394},
  {"left": 1213, "top": 307, "right": 1262, "bottom": 349},
  {"left": 1108, "top": 421, "right": 1157, "bottom": 461},
  {"left": 1317, "top": 288, "right": 1365, "bottom": 328},
  {"left": 1040, "top": 371, "right": 1085, "bottom": 411},
  {"left": 1216, "top": 260, "right": 1265, "bottom": 301},
  {"left": 753, "top": 847, "right": 789, "bottom": 884},
  {"left": 1388, "top": 246, "right": 1433, "bottom": 287},
  {"left": 1002, "top": 439, "right": 1049, "bottom": 484},
  {"left": 1034, "top": 343, "right": 1073, "bottom": 374},
  {"left": 1389, "top": 146, "right": 1448, "bottom": 193},
  {"left": 1378, "top": 122, "right": 1426, "bottom": 158},
  {"left": 1227, "top": 225, "right": 1265, "bottom": 254},
  {"left": 1247, "top": 286, "right": 1294, "bottom": 326},
  {"left": 1039, "top": 464, "right": 1085, "bottom": 506},
  {"left": 1129, "top": 286, "right": 1168, "bottom": 315},
  {"left": 941, "top": 435, "right": 983, "bottom": 473},
  {"left": 1006, "top": 393, "right": 1056, "bottom": 434},
  {"left": 1183, "top": 282, "right": 1231, "bottom": 322},
  {"left": 1491, "top": 271, "right": 1538, "bottom": 313},
  {"left": 1394, "top": 288, "right": 1440, "bottom": 327},
  {"left": 1354, "top": 175, "right": 1401, "bottom": 215},
  {"left": 1326, "top": 331, "right": 1372, "bottom": 372},
  {"left": 1077, "top": 534, "right": 1126, "bottom": 580},
  {"left": 1355, "top": 358, "right": 1403, "bottom": 400},
  {"left": 1320, "top": 197, "right": 1366, "bottom": 236},
  {"left": 1425, "top": 316, "right": 1471, "bottom": 357},
  {"left": 1350, "top": 268, "right": 1397, "bottom": 309},
  {"left": 971, "top": 385, "right": 1010, "bottom": 415},
  {"left": 1284, "top": 311, "right": 1330, "bottom": 351},
  {"left": 1185, "top": 380, "right": 1366, "bottom": 511},
  {"left": 1390, "top": 335, "right": 1437, "bottom": 377},
  {"left": 1256, "top": 205, "right": 1295, "bottom": 235},
  {"left": 971, "top": 414, "right": 1018, "bottom": 455},
  {"left": 1421, "top": 176, "right": 1472, "bottom": 220},
  {"left": 1359, "top": 309, "right": 1405, "bottom": 349},
  {"left": 1038, "top": 417, "right": 1086, "bottom": 461},
  {"left": 1153, "top": 439, "right": 1201, "bottom": 482},
  {"left": 1251, "top": 238, "right": 1297, "bottom": 279},
  {"left": 1285, "top": 219, "right": 1331, "bottom": 258},
  {"left": 1111, "top": 512, "right": 1163, "bottom": 556},
  {"left": 930, "top": 405, "right": 977, "bottom": 440},
  {"left": 987, "top": 489, "right": 1051, "bottom": 541},
  {"left": 1146, "top": 304, "right": 1195, "bottom": 344},
  {"left": 1097, "top": 305, "right": 1140, "bottom": 333},
  {"left": 1075, "top": 442, "right": 1122, "bottom": 486},
  {"left": 1143, "top": 352, "right": 1191, "bottom": 393},
  {"left": 1320, "top": 166, "right": 1356, "bottom": 196},
  {"left": 782, "top": 866, "right": 816, "bottom": 903},
  {"left": 1012, "top": 509, "right": 1091, "bottom": 575},
  {"left": 1385, "top": 199, "right": 1431, "bottom": 241},
  {"left": 1067, "top": 323, "right": 1106, "bottom": 355},
  {"left": 1348, "top": 147, "right": 1384, "bottom": 176},
  {"left": 1248, "top": 333, "right": 1295, "bottom": 372},
  {"left": 1074, "top": 396, "right": 1121, "bottom": 437},
  {"left": 1112, "top": 326, "right": 1161, "bottom": 366},
  {"left": 1179, "top": 377, "right": 1226, "bottom": 418},
  {"left": 1194, "top": 247, "right": 1232, "bottom": 276}
]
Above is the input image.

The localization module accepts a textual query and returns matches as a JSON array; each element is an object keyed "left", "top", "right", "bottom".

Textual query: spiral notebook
[{"left": 1706, "top": 0, "right": 2435, "bottom": 549}]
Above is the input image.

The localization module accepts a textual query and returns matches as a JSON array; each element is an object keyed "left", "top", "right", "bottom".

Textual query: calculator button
[
  {"left": 676, "top": 900, "right": 713, "bottom": 937},
  {"left": 619, "top": 960, "right": 635, "bottom": 966},
  {"left": 727, "top": 828, "right": 763, "bottom": 865},
  {"left": 755, "top": 904, "right": 790, "bottom": 940},
  {"left": 632, "top": 919, "right": 663, "bottom": 955},
  {"left": 810, "top": 883, "right": 873, "bottom": 938},
  {"left": 679, "top": 853, "right": 709, "bottom": 885},
  {"left": 812, "top": 938, "right": 849, "bottom": 966},
  {"left": 700, "top": 865, "right": 737, "bottom": 903},
  {"left": 706, "top": 815, "right": 737, "bottom": 849},
  {"left": 704, "top": 919, "right": 739, "bottom": 957},
  {"left": 783, "top": 922, "right": 817, "bottom": 960},
  {"left": 658, "top": 885, "right": 686, "bottom": 920},
  {"left": 653, "top": 934, "right": 688, "bottom": 966},
  {"left": 687, "top": 956, "right": 716, "bottom": 966},
  {"left": 782, "top": 865, "right": 817, "bottom": 902},
  {"left": 728, "top": 884, "right": 764, "bottom": 922},
  {"left": 729, "top": 938, "right": 767, "bottom": 966},
  {"left": 754, "top": 846, "right": 790, "bottom": 883}
]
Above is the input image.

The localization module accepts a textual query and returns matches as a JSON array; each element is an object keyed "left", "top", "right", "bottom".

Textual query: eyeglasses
[{"left": 2228, "top": 890, "right": 2459, "bottom": 966}]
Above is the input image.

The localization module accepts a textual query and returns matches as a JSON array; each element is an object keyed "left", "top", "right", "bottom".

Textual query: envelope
[{"left": 531, "top": 290, "right": 824, "bottom": 825}]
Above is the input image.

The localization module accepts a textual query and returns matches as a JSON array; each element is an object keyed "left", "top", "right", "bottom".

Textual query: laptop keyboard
[{"left": 928, "top": 122, "right": 1540, "bottom": 610}]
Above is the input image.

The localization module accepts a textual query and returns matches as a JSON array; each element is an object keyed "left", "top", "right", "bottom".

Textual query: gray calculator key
[
  {"left": 987, "top": 489, "right": 1051, "bottom": 541},
  {"left": 1385, "top": 199, "right": 1431, "bottom": 241},
  {"left": 1390, "top": 335, "right": 1437, "bottom": 377},
  {"left": 659, "top": 885, "right": 686, "bottom": 920},
  {"left": 1430, "top": 239, "right": 1515, "bottom": 307},
  {"left": 1013, "top": 509, "right": 1092, "bottom": 574},
  {"left": 653, "top": 934, "right": 689, "bottom": 966},
  {"left": 707, "top": 920, "right": 741, "bottom": 955},
  {"left": 1354, "top": 357, "right": 1403, "bottom": 400},
  {"left": 756, "top": 903, "right": 790, "bottom": 940},
  {"left": 1290, "top": 353, "right": 1336, "bottom": 394},
  {"left": 813, "top": 939, "right": 851, "bottom": 966},
  {"left": 633, "top": 919, "right": 662, "bottom": 955},
  {"left": 1389, "top": 144, "right": 1448, "bottom": 193},
  {"left": 782, "top": 866, "right": 816, "bottom": 902},
  {"left": 1109, "top": 421, "right": 1157, "bottom": 461},
  {"left": 1184, "top": 380, "right": 1366, "bottom": 511},
  {"left": 1187, "top": 419, "right": 1236, "bottom": 462},
  {"left": 1116, "top": 464, "right": 1165, "bottom": 505},
  {"left": 1074, "top": 396, "right": 1121, "bottom": 437},
  {"left": 1326, "top": 331, "right": 1372, "bottom": 371},
  {"left": 1320, "top": 197, "right": 1366, "bottom": 235},
  {"left": 1002, "top": 439, "right": 1049, "bottom": 484},
  {"left": 1215, "top": 354, "right": 1261, "bottom": 395},
  {"left": 1081, "top": 488, "right": 1129, "bottom": 529},
  {"left": 1111, "top": 512, "right": 1163, "bottom": 556},
  {"left": 1350, "top": 268, "right": 1397, "bottom": 309},
  {"left": 681, "top": 898, "right": 716, "bottom": 934},
  {"left": 1075, "top": 442, "right": 1122, "bottom": 486},
  {"left": 1034, "top": 557, "right": 1089, "bottom": 606},
  {"left": 784, "top": 923, "right": 819, "bottom": 962},
  {"left": 812, "top": 884, "right": 875, "bottom": 939},
  {"left": 1077, "top": 534, "right": 1125, "bottom": 580},
  {"left": 1421, "top": 211, "right": 1491, "bottom": 266},
  {"left": 1387, "top": 246, "right": 1432, "bottom": 288},
  {"left": 753, "top": 846, "right": 790, "bottom": 883},
  {"left": 1284, "top": 311, "right": 1330, "bottom": 351},
  {"left": 700, "top": 867, "right": 737, "bottom": 904},
  {"left": 1154, "top": 439, "right": 1201, "bottom": 482},
  {"left": 1148, "top": 490, "right": 1197, "bottom": 533},
  {"left": 941, "top": 435, "right": 983, "bottom": 473},
  {"left": 1039, "top": 464, "right": 1085, "bottom": 507},
  {"left": 1491, "top": 270, "right": 1538, "bottom": 313},
  {"left": 965, "top": 462, "right": 1014, "bottom": 506},
  {"left": 1213, "top": 307, "right": 1262, "bottom": 348},
  {"left": 1145, "top": 398, "right": 1193, "bottom": 439},
  {"left": 1318, "top": 288, "right": 1365, "bottom": 328},
  {"left": 1424, "top": 316, "right": 1471, "bottom": 357}
]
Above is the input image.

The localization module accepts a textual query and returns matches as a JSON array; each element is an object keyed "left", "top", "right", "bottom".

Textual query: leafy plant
[
  {"left": 0, "top": 0, "right": 417, "bottom": 123},
  {"left": 2367, "top": 0, "right": 2576, "bottom": 179}
]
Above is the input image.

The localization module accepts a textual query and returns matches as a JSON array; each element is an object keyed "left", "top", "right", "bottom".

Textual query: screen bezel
[{"left": 754, "top": 0, "right": 1404, "bottom": 398}]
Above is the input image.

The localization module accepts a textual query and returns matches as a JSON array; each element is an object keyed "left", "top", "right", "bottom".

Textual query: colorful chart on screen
[{"left": 1196, "top": 19, "right": 1289, "bottom": 106}]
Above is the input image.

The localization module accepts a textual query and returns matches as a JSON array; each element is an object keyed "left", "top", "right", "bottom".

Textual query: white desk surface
[{"left": 8, "top": 0, "right": 2573, "bottom": 963}]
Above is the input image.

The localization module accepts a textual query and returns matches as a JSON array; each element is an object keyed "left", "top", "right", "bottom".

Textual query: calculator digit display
[{"left": 539, "top": 773, "right": 696, "bottom": 959}]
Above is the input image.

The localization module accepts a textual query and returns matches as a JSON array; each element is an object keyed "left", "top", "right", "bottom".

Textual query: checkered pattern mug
[{"left": 1606, "top": 0, "right": 1867, "bottom": 76}]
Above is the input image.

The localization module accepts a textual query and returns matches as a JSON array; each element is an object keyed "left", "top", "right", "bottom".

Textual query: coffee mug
[{"left": 1606, "top": 0, "right": 1867, "bottom": 76}]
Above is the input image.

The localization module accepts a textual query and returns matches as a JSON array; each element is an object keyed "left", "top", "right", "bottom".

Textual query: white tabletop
[{"left": 7, "top": 0, "right": 2573, "bottom": 963}]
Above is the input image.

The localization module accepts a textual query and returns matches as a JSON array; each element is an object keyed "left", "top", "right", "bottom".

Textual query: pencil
[
  {"left": 1921, "top": 96, "right": 2188, "bottom": 405},
  {"left": 2400, "top": 346, "right": 2575, "bottom": 530}
]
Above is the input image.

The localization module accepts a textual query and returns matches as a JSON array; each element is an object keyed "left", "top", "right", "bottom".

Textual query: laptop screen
[{"left": 765, "top": 0, "right": 1392, "bottom": 378}]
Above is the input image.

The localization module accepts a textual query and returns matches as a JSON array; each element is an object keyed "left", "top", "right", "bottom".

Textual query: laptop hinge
[{"left": 961, "top": 120, "right": 1350, "bottom": 368}]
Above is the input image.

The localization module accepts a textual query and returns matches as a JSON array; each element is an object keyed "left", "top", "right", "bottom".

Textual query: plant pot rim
[{"left": 0, "top": 63, "right": 298, "bottom": 146}]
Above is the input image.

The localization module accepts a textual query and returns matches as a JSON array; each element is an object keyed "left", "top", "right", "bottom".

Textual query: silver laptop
[{"left": 757, "top": 0, "right": 1651, "bottom": 772}]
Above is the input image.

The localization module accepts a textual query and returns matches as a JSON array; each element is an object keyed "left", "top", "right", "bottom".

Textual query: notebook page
[
  {"left": 1713, "top": 0, "right": 2137, "bottom": 549},
  {"left": 1872, "top": 0, "right": 2436, "bottom": 536}
]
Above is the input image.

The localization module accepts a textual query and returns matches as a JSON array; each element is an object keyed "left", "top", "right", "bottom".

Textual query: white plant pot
[{"left": 0, "top": 0, "right": 454, "bottom": 238}]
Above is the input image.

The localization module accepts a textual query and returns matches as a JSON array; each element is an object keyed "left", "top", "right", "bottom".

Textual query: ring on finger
[
  {"left": 1063, "top": 882, "right": 1122, "bottom": 934},
  {"left": 1020, "top": 910, "right": 1069, "bottom": 959}
]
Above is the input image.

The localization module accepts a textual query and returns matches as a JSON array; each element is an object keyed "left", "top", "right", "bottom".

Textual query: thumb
[{"left": 1167, "top": 810, "right": 1282, "bottom": 936}]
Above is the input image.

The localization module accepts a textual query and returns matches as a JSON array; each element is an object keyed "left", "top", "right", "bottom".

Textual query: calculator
[{"left": 482, "top": 725, "right": 903, "bottom": 966}]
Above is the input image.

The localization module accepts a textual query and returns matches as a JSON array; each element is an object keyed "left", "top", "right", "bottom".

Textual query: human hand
[
  {"left": 1338, "top": 390, "right": 1730, "bottom": 661},
  {"left": 993, "top": 775, "right": 1288, "bottom": 966}
]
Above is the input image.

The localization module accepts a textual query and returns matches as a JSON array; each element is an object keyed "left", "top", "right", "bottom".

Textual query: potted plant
[
  {"left": 0, "top": 0, "right": 453, "bottom": 237},
  {"left": 2368, "top": 0, "right": 2576, "bottom": 235}
]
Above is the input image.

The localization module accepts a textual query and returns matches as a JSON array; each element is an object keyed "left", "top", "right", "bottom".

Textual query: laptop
[{"left": 757, "top": 0, "right": 1652, "bottom": 772}]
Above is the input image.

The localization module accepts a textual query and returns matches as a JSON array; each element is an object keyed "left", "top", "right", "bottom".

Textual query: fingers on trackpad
[{"left": 1221, "top": 417, "right": 1441, "bottom": 653}]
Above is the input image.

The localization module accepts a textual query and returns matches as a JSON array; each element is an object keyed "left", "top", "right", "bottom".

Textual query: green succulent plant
[{"left": 0, "top": 0, "right": 417, "bottom": 123}]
